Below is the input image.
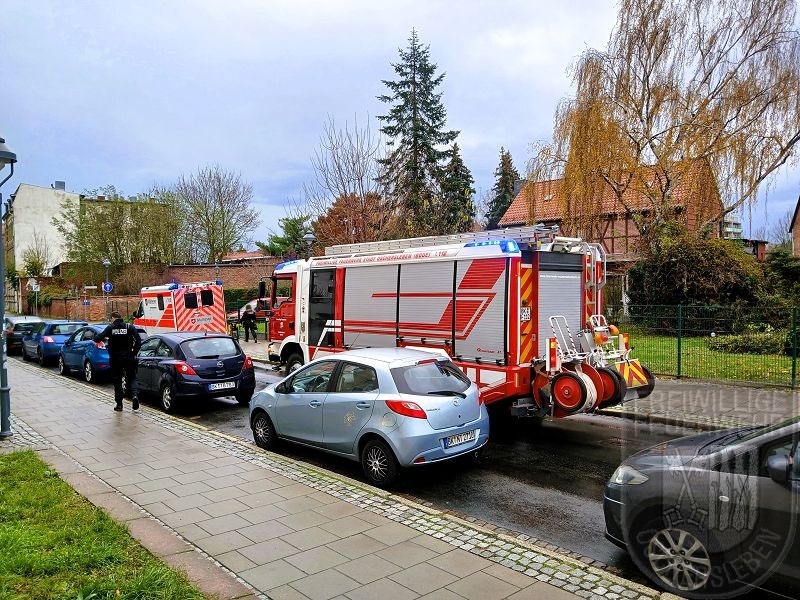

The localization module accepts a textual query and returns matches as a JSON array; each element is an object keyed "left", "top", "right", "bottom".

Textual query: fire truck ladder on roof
[{"left": 324, "top": 224, "right": 563, "bottom": 256}]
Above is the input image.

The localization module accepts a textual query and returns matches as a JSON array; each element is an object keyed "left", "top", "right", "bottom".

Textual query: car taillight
[
  {"left": 43, "top": 336, "right": 55, "bottom": 343},
  {"left": 174, "top": 361, "right": 197, "bottom": 375},
  {"left": 243, "top": 356, "right": 253, "bottom": 370},
  {"left": 95, "top": 341, "right": 106, "bottom": 349},
  {"left": 385, "top": 399, "right": 427, "bottom": 419}
]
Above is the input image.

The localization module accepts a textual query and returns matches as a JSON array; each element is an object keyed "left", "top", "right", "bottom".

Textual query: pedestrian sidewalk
[
  {"left": 600, "top": 378, "right": 799, "bottom": 431},
  {"left": 2, "top": 360, "right": 661, "bottom": 600}
]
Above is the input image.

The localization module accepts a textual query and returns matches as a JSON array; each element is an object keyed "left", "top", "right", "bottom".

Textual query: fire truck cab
[
  {"left": 133, "top": 281, "right": 227, "bottom": 335},
  {"left": 264, "top": 226, "right": 653, "bottom": 419}
]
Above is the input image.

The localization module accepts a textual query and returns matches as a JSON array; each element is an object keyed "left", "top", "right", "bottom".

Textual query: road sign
[
  {"left": 84, "top": 285, "right": 98, "bottom": 290},
  {"left": 103, "top": 282, "right": 113, "bottom": 293},
  {"left": 27, "top": 278, "right": 40, "bottom": 292},
  {"left": 82, "top": 300, "right": 90, "bottom": 306}
]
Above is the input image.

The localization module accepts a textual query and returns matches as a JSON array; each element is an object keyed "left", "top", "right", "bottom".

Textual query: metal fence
[{"left": 604, "top": 305, "right": 799, "bottom": 388}]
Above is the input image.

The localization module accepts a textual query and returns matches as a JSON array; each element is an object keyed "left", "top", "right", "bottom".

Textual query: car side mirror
[
  {"left": 258, "top": 281, "right": 266, "bottom": 298},
  {"left": 767, "top": 454, "right": 792, "bottom": 484},
  {"left": 276, "top": 382, "right": 288, "bottom": 394}
]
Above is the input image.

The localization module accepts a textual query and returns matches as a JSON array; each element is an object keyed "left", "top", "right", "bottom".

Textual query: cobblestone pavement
[
  {"left": 2, "top": 360, "right": 664, "bottom": 600},
  {"left": 0, "top": 414, "right": 49, "bottom": 454}
]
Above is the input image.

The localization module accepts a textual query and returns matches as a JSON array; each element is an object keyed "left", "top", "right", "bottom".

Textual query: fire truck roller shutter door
[
  {"left": 537, "top": 253, "right": 583, "bottom": 358},
  {"left": 399, "top": 262, "right": 455, "bottom": 347},
  {"left": 343, "top": 265, "right": 398, "bottom": 348},
  {"left": 454, "top": 258, "right": 507, "bottom": 363}
]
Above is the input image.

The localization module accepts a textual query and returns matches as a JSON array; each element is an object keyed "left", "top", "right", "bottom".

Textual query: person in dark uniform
[
  {"left": 240, "top": 305, "right": 258, "bottom": 343},
  {"left": 94, "top": 311, "right": 142, "bottom": 411}
]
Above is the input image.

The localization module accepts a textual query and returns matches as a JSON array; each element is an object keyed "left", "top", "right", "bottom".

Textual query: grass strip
[{"left": 0, "top": 450, "right": 206, "bottom": 600}]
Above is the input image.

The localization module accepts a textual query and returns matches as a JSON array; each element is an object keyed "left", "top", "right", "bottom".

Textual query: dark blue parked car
[
  {"left": 57, "top": 324, "right": 147, "bottom": 383},
  {"left": 21, "top": 320, "right": 87, "bottom": 366}
]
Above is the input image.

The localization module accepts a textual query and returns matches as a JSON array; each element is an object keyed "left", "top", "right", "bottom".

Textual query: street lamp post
[
  {"left": 0, "top": 137, "right": 18, "bottom": 438},
  {"left": 302, "top": 231, "right": 317, "bottom": 259},
  {"left": 102, "top": 258, "right": 111, "bottom": 321}
]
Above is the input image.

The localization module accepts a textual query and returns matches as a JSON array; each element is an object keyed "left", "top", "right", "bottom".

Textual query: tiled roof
[
  {"left": 499, "top": 163, "right": 720, "bottom": 227},
  {"left": 220, "top": 250, "right": 266, "bottom": 262}
]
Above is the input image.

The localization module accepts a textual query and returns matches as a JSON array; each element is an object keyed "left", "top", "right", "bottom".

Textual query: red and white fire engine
[
  {"left": 264, "top": 226, "right": 654, "bottom": 419},
  {"left": 133, "top": 281, "right": 227, "bottom": 335}
]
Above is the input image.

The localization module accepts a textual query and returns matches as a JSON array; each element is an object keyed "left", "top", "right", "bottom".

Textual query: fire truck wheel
[
  {"left": 550, "top": 371, "right": 588, "bottom": 414},
  {"left": 285, "top": 352, "right": 304, "bottom": 375},
  {"left": 251, "top": 411, "right": 277, "bottom": 450},
  {"left": 160, "top": 383, "right": 177, "bottom": 413},
  {"left": 596, "top": 366, "right": 626, "bottom": 408},
  {"left": 361, "top": 439, "right": 398, "bottom": 487},
  {"left": 636, "top": 365, "right": 656, "bottom": 398}
]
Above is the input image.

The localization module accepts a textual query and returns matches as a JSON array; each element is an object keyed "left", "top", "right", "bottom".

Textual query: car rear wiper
[{"left": 427, "top": 390, "right": 466, "bottom": 399}]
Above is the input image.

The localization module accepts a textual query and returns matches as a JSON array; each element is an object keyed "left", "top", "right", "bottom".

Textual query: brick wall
[
  {"left": 33, "top": 295, "right": 141, "bottom": 322},
  {"left": 794, "top": 222, "right": 800, "bottom": 258},
  {"left": 163, "top": 258, "right": 280, "bottom": 289}
]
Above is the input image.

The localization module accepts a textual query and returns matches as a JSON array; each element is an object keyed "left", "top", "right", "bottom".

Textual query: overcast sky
[{"left": 2, "top": 0, "right": 797, "bottom": 244}]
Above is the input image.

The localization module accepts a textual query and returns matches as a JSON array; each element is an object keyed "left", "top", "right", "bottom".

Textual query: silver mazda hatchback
[{"left": 249, "top": 347, "right": 490, "bottom": 486}]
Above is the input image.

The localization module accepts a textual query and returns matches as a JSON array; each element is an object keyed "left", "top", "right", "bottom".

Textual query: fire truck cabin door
[{"left": 309, "top": 269, "right": 336, "bottom": 348}]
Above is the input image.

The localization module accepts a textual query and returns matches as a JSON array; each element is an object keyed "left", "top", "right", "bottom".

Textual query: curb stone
[{"left": 13, "top": 360, "right": 664, "bottom": 600}]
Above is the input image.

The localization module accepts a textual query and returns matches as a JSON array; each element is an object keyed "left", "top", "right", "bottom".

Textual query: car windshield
[
  {"left": 49, "top": 324, "right": 82, "bottom": 335},
  {"left": 390, "top": 359, "right": 471, "bottom": 395},
  {"left": 14, "top": 322, "right": 41, "bottom": 333},
  {"left": 722, "top": 415, "right": 800, "bottom": 446},
  {"left": 181, "top": 337, "right": 239, "bottom": 359}
]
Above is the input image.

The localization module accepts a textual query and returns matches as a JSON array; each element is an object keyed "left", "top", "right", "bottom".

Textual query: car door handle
[
  {"left": 309, "top": 400, "right": 322, "bottom": 408},
  {"left": 355, "top": 402, "right": 371, "bottom": 410}
]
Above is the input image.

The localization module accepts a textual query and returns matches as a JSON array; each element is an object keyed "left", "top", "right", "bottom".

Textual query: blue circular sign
[{"left": 103, "top": 282, "right": 113, "bottom": 293}]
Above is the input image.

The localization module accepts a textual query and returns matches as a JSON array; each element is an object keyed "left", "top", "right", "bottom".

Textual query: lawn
[
  {"left": 627, "top": 330, "right": 796, "bottom": 386},
  {"left": 0, "top": 451, "right": 206, "bottom": 600}
]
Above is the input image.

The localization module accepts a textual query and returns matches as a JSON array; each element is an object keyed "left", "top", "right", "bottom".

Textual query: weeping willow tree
[{"left": 528, "top": 0, "right": 800, "bottom": 244}]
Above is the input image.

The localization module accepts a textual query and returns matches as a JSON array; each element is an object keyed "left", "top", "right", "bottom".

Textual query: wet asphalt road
[{"left": 23, "top": 357, "right": 686, "bottom": 577}]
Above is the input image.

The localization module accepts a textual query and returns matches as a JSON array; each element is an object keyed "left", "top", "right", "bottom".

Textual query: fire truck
[
  {"left": 263, "top": 226, "right": 654, "bottom": 419},
  {"left": 133, "top": 281, "right": 227, "bottom": 335}
]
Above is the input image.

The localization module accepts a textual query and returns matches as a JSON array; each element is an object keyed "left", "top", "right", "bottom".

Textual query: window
[
  {"left": 13, "top": 322, "right": 40, "bottom": 334},
  {"left": 336, "top": 363, "right": 379, "bottom": 393},
  {"left": 50, "top": 323, "right": 82, "bottom": 335},
  {"left": 138, "top": 337, "right": 161, "bottom": 357},
  {"left": 81, "top": 329, "right": 97, "bottom": 342},
  {"left": 200, "top": 289, "right": 214, "bottom": 307},
  {"left": 157, "top": 294, "right": 165, "bottom": 311},
  {"left": 290, "top": 361, "right": 337, "bottom": 393},
  {"left": 156, "top": 342, "right": 173, "bottom": 358},
  {"left": 391, "top": 359, "right": 471, "bottom": 395},
  {"left": 181, "top": 337, "right": 238, "bottom": 359},
  {"left": 184, "top": 292, "right": 198, "bottom": 309},
  {"left": 36, "top": 322, "right": 47, "bottom": 335},
  {"left": 273, "top": 278, "right": 294, "bottom": 306}
]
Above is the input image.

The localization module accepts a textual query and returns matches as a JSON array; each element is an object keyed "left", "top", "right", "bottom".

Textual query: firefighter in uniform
[{"left": 95, "top": 311, "right": 142, "bottom": 411}]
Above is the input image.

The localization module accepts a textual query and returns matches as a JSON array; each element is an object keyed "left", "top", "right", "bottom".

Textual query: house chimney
[{"left": 54, "top": 181, "right": 66, "bottom": 190}]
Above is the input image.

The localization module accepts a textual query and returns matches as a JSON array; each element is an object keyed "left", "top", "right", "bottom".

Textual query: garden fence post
[
  {"left": 677, "top": 304, "right": 683, "bottom": 379},
  {"left": 792, "top": 307, "right": 797, "bottom": 389}
]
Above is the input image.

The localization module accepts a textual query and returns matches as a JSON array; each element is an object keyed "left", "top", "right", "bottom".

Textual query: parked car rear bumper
[{"left": 174, "top": 371, "right": 256, "bottom": 398}]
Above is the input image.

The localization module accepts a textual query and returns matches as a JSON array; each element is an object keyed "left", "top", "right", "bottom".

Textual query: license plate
[
  {"left": 444, "top": 429, "right": 477, "bottom": 449},
  {"left": 209, "top": 381, "right": 236, "bottom": 391}
]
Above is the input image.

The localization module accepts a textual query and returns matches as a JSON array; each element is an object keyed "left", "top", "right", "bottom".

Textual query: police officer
[
  {"left": 240, "top": 305, "right": 258, "bottom": 343},
  {"left": 95, "top": 311, "right": 142, "bottom": 411}
]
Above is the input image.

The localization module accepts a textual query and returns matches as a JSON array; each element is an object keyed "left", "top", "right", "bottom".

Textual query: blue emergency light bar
[
  {"left": 464, "top": 240, "right": 519, "bottom": 253},
  {"left": 275, "top": 260, "right": 299, "bottom": 270}
]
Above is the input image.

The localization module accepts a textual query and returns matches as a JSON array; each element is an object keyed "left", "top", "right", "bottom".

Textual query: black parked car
[
  {"left": 4, "top": 315, "right": 43, "bottom": 354},
  {"left": 605, "top": 416, "right": 799, "bottom": 598},
  {"left": 135, "top": 332, "right": 256, "bottom": 413}
]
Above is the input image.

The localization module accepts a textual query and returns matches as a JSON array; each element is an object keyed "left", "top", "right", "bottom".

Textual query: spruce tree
[
  {"left": 439, "top": 143, "right": 476, "bottom": 234},
  {"left": 485, "top": 147, "right": 520, "bottom": 229},
  {"left": 377, "top": 29, "right": 458, "bottom": 235}
]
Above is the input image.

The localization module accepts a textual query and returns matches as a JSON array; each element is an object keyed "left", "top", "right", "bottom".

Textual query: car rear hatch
[
  {"left": 180, "top": 336, "right": 244, "bottom": 379},
  {"left": 391, "top": 358, "right": 479, "bottom": 430}
]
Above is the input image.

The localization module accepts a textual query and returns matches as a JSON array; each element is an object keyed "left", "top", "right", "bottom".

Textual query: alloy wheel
[
  {"left": 253, "top": 414, "right": 272, "bottom": 447},
  {"left": 647, "top": 528, "right": 712, "bottom": 592},
  {"left": 84, "top": 361, "right": 94, "bottom": 383},
  {"left": 161, "top": 386, "right": 172, "bottom": 412},
  {"left": 365, "top": 446, "right": 389, "bottom": 481},
  {"left": 58, "top": 356, "right": 66, "bottom": 375}
]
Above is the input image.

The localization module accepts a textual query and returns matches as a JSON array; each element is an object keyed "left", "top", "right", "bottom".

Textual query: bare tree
[
  {"left": 769, "top": 209, "right": 794, "bottom": 246},
  {"left": 21, "top": 230, "right": 53, "bottom": 277},
  {"left": 529, "top": 0, "right": 800, "bottom": 243},
  {"left": 176, "top": 165, "right": 261, "bottom": 263},
  {"left": 303, "top": 116, "right": 396, "bottom": 246}
]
